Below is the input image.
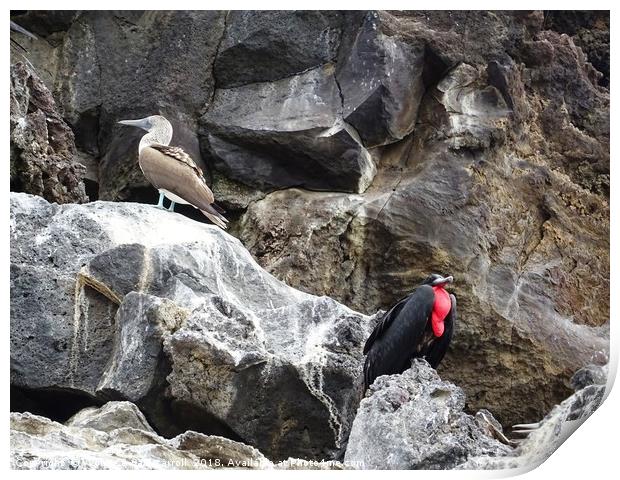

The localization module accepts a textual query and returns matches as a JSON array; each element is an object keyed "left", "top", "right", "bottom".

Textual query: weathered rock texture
[
  {"left": 344, "top": 359, "right": 511, "bottom": 469},
  {"left": 11, "top": 11, "right": 224, "bottom": 202},
  {"left": 459, "top": 363, "right": 608, "bottom": 470},
  {"left": 11, "top": 400, "right": 355, "bottom": 470},
  {"left": 11, "top": 401, "right": 272, "bottom": 469},
  {"left": 10, "top": 192, "right": 375, "bottom": 461},
  {"left": 237, "top": 11, "right": 610, "bottom": 428},
  {"left": 10, "top": 62, "right": 88, "bottom": 204},
  {"left": 65, "top": 401, "right": 156, "bottom": 433},
  {"left": 9, "top": 8, "right": 610, "bottom": 465}
]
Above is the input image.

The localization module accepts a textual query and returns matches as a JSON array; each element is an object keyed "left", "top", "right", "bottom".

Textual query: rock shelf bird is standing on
[{"left": 118, "top": 115, "right": 229, "bottom": 229}]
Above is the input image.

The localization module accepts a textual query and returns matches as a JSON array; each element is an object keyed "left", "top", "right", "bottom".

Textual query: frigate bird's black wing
[
  {"left": 425, "top": 293, "right": 456, "bottom": 368},
  {"left": 363, "top": 285, "right": 435, "bottom": 391},
  {"left": 363, "top": 294, "right": 411, "bottom": 355}
]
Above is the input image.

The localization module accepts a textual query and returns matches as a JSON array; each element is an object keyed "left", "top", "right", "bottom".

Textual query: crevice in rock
[
  {"left": 206, "top": 10, "right": 229, "bottom": 111},
  {"left": 334, "top": 72, "right": 345, "bottom": 118},
  {"left": 11, "top": 385, "right": 103, "bottom": 423},
  {"left": 518, "top": 203, "right": 553, "bottom": 272},
  {"left": 370, "top": 131, "right": 416, "bottom": 222},
  {"left": 336, "top": 212, "right": 359, "bottom": 297},
  {"left": 214, "top": 62, "right": 339, "bottom": 92},
  {"left": 422, "top": 45, "right": 453, "bottom": 88}
]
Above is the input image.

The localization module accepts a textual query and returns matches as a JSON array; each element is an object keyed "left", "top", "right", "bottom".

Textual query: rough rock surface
[
  {"left": 10, "top": 62, "right": 88, "bottom": 204},
  {"left": 200, "top": 63, "right": 376, "bottom": 193},
  {"left": 545, "top": 11, "right": 609, "bottom": 88},
  {"left": 65, "top": 401, "right": 156, "bottom": 434},
  {"left": 459, "top": 363, "right": 608, "bottom": 470},
  {"left": 10, "top": 192, "right": 374, "bottom": 461},
  {"left": 336, "top": 11, "right": 426, "bottom": 147},
  {"left": 237, "top": 11, "right": 610, "bottom": 427},
  {"left": 11, "top": 11, "right": 225, "bottom": 202},
  {"left": 9, "top": 9, "right": 610, "bottom": 469},
  {"left": 11, "top": 402, "right": 272, "bottom": 469},
  {"left": 214, "top": 11, "right": 343, "bottom": 88},
  {"left": 344, "top": 359, "right": 511, "bottom": 469}
]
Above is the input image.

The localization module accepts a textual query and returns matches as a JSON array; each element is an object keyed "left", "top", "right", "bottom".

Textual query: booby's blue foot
[
  {"left": 156, "top": 192, "right": 165, "bottom": 209},
  {"left": 168, "top": 201, "right": 176, "bottom": 212}
]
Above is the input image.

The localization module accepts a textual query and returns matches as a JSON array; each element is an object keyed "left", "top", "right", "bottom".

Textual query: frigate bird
[
  {"left": 363, "top": 273, "right": 456, "bottom": 391},
  {"left": 118, "top": 115, "right": 228, "bottom": 229}
]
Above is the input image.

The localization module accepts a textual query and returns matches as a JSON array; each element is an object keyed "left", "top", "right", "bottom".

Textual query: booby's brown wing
[
  {"left": 150, "top": 144, "right": 208, "bottom": 183},
  {"left": 139, "top": 145, "right": 215, "bottom": 206}
]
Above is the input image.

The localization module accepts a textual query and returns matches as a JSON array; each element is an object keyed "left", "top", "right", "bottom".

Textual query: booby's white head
[{"left": 118, "top": 115, "right": 173, "bottom": 152}]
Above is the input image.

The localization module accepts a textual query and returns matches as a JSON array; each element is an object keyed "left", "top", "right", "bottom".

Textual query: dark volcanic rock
[
  {"left": 336, "top": 11, "right": 426, "bottom": 147},
  {"left": 11, "top": 11, "right": 77, "bottom": 39},
  {"left": 201, "top": 64, "right": 376, "bottom": 194},
  {"left": 10, "top": 62, "right": 88, "bottom": 204},
  {"left": 545, "top": 11, "right": 610, "bottom": 87},
  {"left": 238, "top": 11, "right": 609, "bottom": 429},
  {"left": 344, "top": 359, "right": 511, "bottom": 469},
  {"left": 10, "top": 192, "right": 375, "bottom": 461},
  {"left": 201, "top": 10, "right": 431, "bottom": 193},
  {"left": 215, "top": 11, "right": 343, "bottom": 88}
]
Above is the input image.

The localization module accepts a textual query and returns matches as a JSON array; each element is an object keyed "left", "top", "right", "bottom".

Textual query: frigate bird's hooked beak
[
  {"left": 432, "top": 275, "right": 453, "bottom": 286},
  {"left": 118, "top": 117, "right": 152, "bottom": 131}
]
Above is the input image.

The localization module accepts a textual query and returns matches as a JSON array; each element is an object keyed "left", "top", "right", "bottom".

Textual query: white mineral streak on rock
[
  {"left": 10, "top": 193, "right": 373, "bottom": 460},
  {"left": 298, "top": 315, "right": 342, "bottom": 445}
]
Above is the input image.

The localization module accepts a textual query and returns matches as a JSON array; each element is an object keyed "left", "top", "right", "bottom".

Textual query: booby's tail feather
[
  {"left": 211, "top": 202, "right": 226, "bottom": 215},
  {"left": 201, "top": 205, "right": 229, "bottom": 230}
]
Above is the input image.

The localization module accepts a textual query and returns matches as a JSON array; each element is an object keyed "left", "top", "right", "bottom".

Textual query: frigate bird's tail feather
[{"left": 200, "top": 205, "right": 229, "bottom": 230}]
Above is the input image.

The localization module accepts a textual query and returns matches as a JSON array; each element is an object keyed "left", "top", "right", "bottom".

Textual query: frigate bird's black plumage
[{"left": 363, "top": 274, "right": 456, "bottom": 391}]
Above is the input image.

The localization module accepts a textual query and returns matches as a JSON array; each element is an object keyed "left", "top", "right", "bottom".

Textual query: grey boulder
[
  {"left": 344, "top": 359, "right": 512, "bottom": 469},
  {"left": 65, "top": 401, "right": 156, "bottom": 434},
  {"left": 11, "top": 402, "right": 271, "bottom": 469},
  {"left": 10, "top": 192, "right": 375, "bottom": 461},
  {"left": 336, "top": 11, "right": 426, "bottom": 147},
  {"left": 214, "top": 11, "right": 343, "bottom": 88},
  {"left": 201, "top": 63, "right": 376, "bottom": 194}
]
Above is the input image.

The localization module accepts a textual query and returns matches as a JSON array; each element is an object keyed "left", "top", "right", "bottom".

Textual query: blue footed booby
[{"left": 118, "top": 115, "right": 228, "bottom": 229}]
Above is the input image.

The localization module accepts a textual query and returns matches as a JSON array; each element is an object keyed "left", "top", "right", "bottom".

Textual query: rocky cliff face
[
  {"left": 10, "top": 9, "right": 609, "bottom": 469},
  {"left": 10, "top": 62, "right": 88, "bottom": 204}
]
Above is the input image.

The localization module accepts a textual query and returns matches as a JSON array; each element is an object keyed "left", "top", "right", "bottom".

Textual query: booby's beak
[
  {"left": 432, "top": 275, "right": 454, "bottom": 286},
  {"left": 117, "top": 117, "right": 151, "bottom": 131}
]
